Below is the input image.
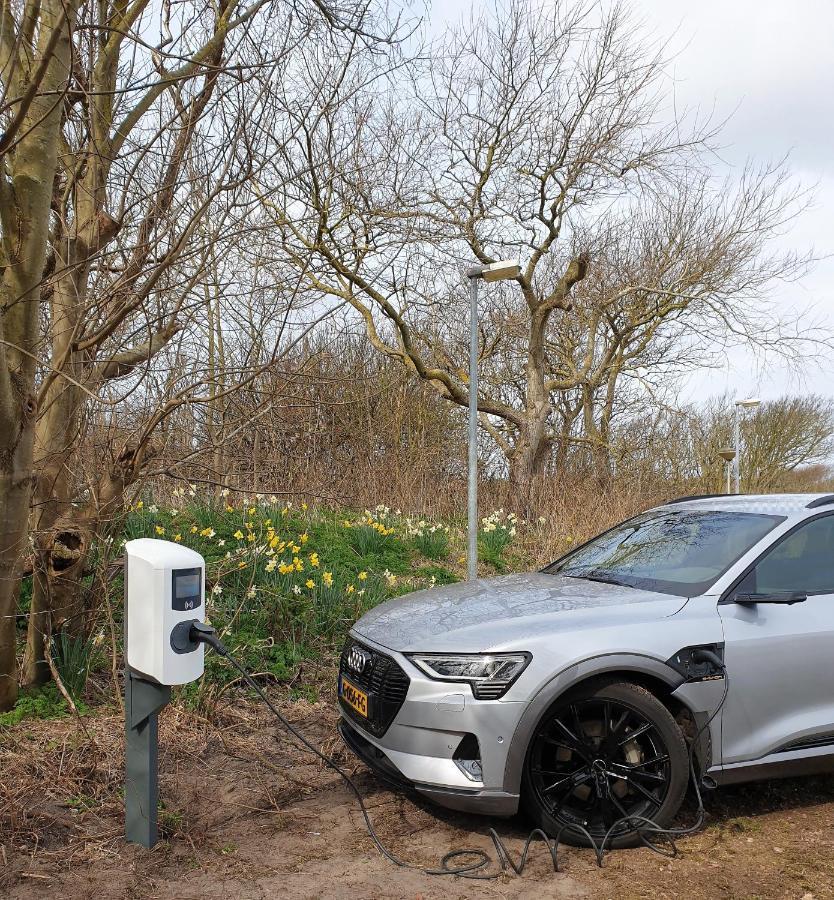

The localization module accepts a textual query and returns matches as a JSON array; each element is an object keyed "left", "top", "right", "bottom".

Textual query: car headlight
[{"left": 405, "top": 652, "right": 531, "bottom": 699}]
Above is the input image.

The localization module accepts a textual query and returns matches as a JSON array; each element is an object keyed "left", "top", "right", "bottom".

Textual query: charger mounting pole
[{"left": 125, "top": 671, "right": 171, "bottom": 847}]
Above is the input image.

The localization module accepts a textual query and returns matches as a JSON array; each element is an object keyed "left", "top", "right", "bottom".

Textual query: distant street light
[
  {"left": 718, "top": 447, "right": 737, "bottom": 495},
  {"left": 733, "top": 397, "right": 762, "bottom": 494},
  {"left": 465, "top": 260, "right": 521, "bottom": 582}
]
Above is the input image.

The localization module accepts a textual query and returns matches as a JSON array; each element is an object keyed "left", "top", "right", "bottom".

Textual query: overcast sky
[{"left": 429, "top": 0, "right": 834, "bottom": 405}]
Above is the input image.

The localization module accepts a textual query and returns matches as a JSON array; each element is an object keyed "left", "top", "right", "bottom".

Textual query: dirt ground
[{"left": 2, "top": 695, "right": 833, "bottom": 900}]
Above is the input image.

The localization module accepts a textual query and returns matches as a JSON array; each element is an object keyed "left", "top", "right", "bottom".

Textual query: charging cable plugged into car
[{"left": 123, "top": 538, "right": 730, "bottom": 878}]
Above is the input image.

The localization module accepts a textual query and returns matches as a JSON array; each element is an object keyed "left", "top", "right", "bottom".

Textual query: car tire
[{"left": 521, "top": 680, "right": 689, "bottom": 849}]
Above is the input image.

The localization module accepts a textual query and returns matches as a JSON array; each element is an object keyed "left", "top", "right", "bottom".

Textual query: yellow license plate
[{"left": 340, "top": 676, "right": 368, "bottom": 718}]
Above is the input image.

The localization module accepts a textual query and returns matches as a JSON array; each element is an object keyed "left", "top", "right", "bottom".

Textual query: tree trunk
[
  {"left": 0, "top": 378, "right": 37, "bottom": 710},
  {"left": 508, "top": 424, "right": 551, "bottom": 516},
  {"left": 0, "top": 0, "right": 76, "bottom": 710}
]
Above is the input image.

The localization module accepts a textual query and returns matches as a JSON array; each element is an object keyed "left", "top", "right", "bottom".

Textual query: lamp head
[{"left": 467, "top": 260, "right": 520, "bottom": 282}]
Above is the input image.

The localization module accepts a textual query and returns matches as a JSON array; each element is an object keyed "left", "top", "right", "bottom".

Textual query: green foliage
[
  {"left": 0, "top": 685, "right": 87, "bottom": 727},
  {"left": 51, "top": 629, "right": 94, "bottom": 700},
  {"left": 407, "top": 520, "right": 450, "bottom": 560},
  {"left": 478, "top": 510, "right": 518, "bottom": 571}
]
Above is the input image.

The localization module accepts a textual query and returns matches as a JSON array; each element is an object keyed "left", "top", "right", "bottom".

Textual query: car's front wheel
[{"left": 521, "top": 680, "right": 689, "bottom": 849}]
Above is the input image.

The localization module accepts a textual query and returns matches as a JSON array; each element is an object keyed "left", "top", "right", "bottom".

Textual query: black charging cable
[{"left": 189, "top": 622, "right": 728, "bottom": 878}]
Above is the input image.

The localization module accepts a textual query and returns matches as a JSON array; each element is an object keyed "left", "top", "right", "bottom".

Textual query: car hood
[{"left": 352, "top": 572, "right": 688, "bottom": 652}]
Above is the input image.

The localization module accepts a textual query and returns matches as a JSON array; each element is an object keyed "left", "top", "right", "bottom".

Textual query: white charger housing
[{"left": 125, "top": 538, "right": 206, "bottom": 685}]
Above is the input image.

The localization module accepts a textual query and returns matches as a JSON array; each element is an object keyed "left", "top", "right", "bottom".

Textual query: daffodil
[
  {"left": 246, "top": 587, "right": 256, "bottom": 599},
  {"left": 322, "top": 571, "right": 333, "bottom": 588},
  {"left": 173, "top": 533, "right": 182, "bottom": 543},
  {"left": 309, "top": 552, "right": 319, "bottom": 568},
  {"left": 136, "top": 500, "right": 144, "bottom": 510},
  {"left": 346, "top": 584, "right": 355, "bottom": 595},
  {"left": 155, "top": 525, "right": 165, "bottom": 536},
  {"left": 248, "top": 506, "right": 256, "bottom": 515},
  {"left": 191, "top": 525, "right": 198, "bottom": 534},
  {"left": 301, "top": 502, "right": 308, "bottom": 511},
  {"left": 238, "top": 561, "right": 247, "bottom": 569},
  {"left": 233, "top": 530, "right": 244, "bottom": 540},
  {"left": 358, "top": 571, "right": 367, "bottom": 581},
  {"left": 305, "top": 578, "right": 315, "bottom": 589},
  {"left": 299, "top": 532, "right": 308, "bottom": 544}
]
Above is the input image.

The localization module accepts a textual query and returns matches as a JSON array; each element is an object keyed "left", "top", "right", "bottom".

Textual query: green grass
[{"left": 0, "top": 684, "right": 88, "bottom": 727}]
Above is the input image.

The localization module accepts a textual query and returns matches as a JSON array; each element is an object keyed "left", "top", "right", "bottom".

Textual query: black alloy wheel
[{"left": 521, "top": 681, "right": 689, "bottom": 849}]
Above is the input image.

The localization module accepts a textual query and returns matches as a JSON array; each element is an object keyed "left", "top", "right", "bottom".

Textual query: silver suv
[{"left": 337, "top": 493, "right": 834, "bottom": 845}]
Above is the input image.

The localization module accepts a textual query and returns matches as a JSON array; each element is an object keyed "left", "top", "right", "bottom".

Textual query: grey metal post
[
  {"left": 468, "top": 275, "right": 479, "bottom": 582},
  {"left": 733, "top": 404, "right": 741, "bottom": 494},
  {"left": 125, "top": 669, "right": 171, "bottom": 848}
]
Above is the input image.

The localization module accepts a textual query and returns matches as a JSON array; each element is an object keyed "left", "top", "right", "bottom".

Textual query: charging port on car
[{"left": 666, "top": 643, "right": 726, "bottom": 682}]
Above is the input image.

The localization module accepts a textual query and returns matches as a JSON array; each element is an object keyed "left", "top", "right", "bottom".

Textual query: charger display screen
[{"left": 172, "top": 568, "right": 202, "bottom": 611}]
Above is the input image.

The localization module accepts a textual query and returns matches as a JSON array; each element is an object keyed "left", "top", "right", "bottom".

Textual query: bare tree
[
  {"left": 259, "top": 0, "right": 818, "bottom": 507},
  {"left": 0, "top": 0, "right": 402, "bottom": 708}
]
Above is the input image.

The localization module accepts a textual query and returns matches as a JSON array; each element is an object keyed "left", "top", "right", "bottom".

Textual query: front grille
[{"left": 339, "top": 639, "right": 410, "bottom": 737}]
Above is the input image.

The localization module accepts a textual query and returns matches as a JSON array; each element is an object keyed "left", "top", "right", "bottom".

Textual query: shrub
[
  {"left": 406, "top": 519, "right": 450, "bottom": 560},
  {"left": 478, "top": 509, "right": 518, "bottom": 570}
]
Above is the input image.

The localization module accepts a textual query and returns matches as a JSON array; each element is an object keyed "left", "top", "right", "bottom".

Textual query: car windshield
[{"left": 544, "top": 509, "right": 785, "bottom": 597}]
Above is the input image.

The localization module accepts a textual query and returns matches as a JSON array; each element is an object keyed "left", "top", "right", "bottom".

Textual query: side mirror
[{"left": 732, "top": 591, "right": 808, "bottom": 605}]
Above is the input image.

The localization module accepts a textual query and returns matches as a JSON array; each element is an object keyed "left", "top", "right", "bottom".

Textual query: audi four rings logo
[{"left": 347, "top": 646, "right": 370, "bottom": 674}]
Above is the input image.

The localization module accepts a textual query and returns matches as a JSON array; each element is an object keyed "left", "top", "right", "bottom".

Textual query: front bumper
[{"left": 337, "top": 637, "right": 526, "bottom": 817}]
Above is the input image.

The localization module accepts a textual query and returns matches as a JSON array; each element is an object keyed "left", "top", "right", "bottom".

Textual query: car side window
[{"left": 735, "top": 515, "right": 834, "bottom": 596}]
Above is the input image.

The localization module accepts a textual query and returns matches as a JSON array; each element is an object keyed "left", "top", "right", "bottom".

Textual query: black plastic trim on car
[
  {"left": 776, "top": 733, "right": 834, "bottom": 754},
  {"left": 719, "top": 510, "right": 834, "bottom": 604},
  {"left": 806, "top": 494, "right": 834, "bottom": 509},
  {"left": 338, "top": 638, "right": 410, "bottom": 738}
]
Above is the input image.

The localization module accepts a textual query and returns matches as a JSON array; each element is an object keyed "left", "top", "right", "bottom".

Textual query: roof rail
[
  {"left": 665, "top": 493, "right": 729, "bottom": 505},
  {"left": 806, "top": 494, "right": 834, "bottom": 509}
]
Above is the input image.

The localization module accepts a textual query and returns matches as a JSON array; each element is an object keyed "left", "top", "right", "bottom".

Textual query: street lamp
[
  {"left": 717, "top": 447, "right": 737, "bottom": 495},
  {"left": 465, "top": 260, "right": 521, "bottom": 581},
  {"left": 733, "top": 397, "right": 761, "bottom": 494}
]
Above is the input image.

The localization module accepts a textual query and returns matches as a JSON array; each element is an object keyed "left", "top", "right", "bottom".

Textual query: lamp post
[
  {"left": 733, "top": 397, "right": 761, "bottom": 494},
  {"left": 718, "top": 448, "right": 737, "bottom": 495},
  {"left": 465, "top": 260, "right": 520, "bottom": 581}
]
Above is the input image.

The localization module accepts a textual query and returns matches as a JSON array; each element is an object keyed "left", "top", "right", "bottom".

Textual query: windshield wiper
[{"left": 561, "top": 570, "right": 635, "bottom": 589}]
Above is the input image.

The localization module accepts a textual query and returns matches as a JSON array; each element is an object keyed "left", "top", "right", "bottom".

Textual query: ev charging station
[{"left": 124, "top": 539, "right": 206, "bottom": 848}]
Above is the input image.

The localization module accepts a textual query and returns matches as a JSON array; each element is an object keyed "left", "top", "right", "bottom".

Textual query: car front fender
[{"left": 501, "top": 652, "right": 690, "bottom": 796}]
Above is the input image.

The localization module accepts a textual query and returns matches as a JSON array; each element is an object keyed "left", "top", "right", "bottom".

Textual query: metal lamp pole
[
  {"left": 733, "top": 398, "right": 762, "bottom": 494},
  {"left": 467, "top": 275, "right": 480, "bottom": 582},
  {"left": 465, "top": 260, "right": 520, "bottom": 582}
]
